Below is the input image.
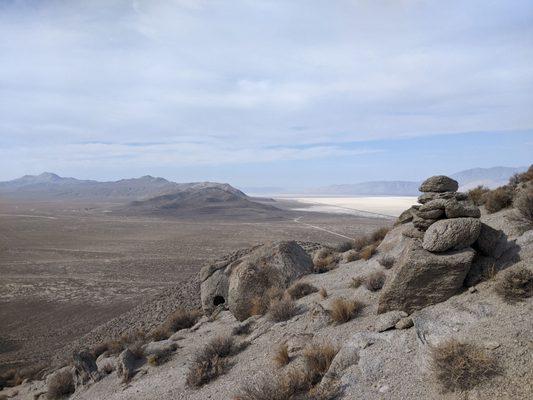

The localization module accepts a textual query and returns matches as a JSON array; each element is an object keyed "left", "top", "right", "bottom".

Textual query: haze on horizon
[{"left": 1, "top": 0, "right": 532, "bottom": 186}]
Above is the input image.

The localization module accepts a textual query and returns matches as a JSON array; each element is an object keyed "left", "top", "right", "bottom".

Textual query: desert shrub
[
  {"left": 370, "top": 226, "right": 390, "bottom": 243},
  {"left": 352, "top": 235, "right": 372, "bottom": 251},
  {"left": 378, "top": 255, "right": 395, "bottom": 269},
  {"left": 151, "top": 308, "right": 201, "bottom": 340},
  {"left": 232, "top": 321, "right": 253, "bottom": 336},
  {"left": 509, "top": 165, "right": 533, "bottom": 186},
  {"left": 484, "top": 187, "right": 513, "bottom": 213},
  {"left": 46, "top": 370, "right": 74, "bottom": 400},
  {"left": 186, "top": 336, "right": 242, "bottom": 387},
  {"left": 250, "top": 287, "right": 284, "bottom": 316},
  {"left": 334, "top": 241, "right": 353, "bottom": 252},
  {"left": 286, "top": 281, "right": 318, "bottom": 299},
  {"left": 494, "top": 265, "right": 533, "bottom": 303},
  {"left": 344, "top": 249, "right": 359, "bottom": 262},
  {"left": 430, "top": 339, "right": 500, "bottom": 392},
  {"left": 359, "top": 243, "right": 377, "bottom": 260},
  {"left": 467, "top": 185, "right": 490, "bottom": 206},
  {"left": 350, "top": 276, "right": 363, "bottom": 289},
  {"left": 303, "top": 343, "right": 339, "bottom": 385},
  {"left": 512, "top": 188, "right": 533, "bottom": 224},
  {"left": 0, "top": 365, "right": 46, "bottom": 388},
  {"left": 313, "top": 254, "right": 339, "bottom": 273},
  {"left": 91, "top": 340, "right": 123, "bottom": 358},
  {"left": 273, "top": 343, "right": 290, "bottom": 367},
  {"left": 364, "top": 271, "right": 386, "bottom": 291},
  {"left": 319, "top": 288, "right": 328, "bottom": 299},
  {"left": 329, "top": 298, "right": 363, "bottom": 324},
  {"left": 268, "top": 297, "right": 299, "bottom": 322}
]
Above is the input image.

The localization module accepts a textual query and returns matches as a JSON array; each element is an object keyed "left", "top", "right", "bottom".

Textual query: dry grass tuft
[
  {"left": 286, "top": 281, "right": 318, "bottom": 299},
  {"left": 186, "top": 335, "right": 243, "bottom": 387},
  {"left": 378, "top": 255, "right": 395, "bottom": 269},
  {"left": 46, "top": 370, "right": 74, "bottom": 400},
  {"left": 350, "top": 276, "right": 363, "bottom": 289},
  {"left": 151, "top": 308, "right": 201, "bottom": 340},
  {"left": 430, "top": 339, "right": 500, "bottom": 392},
  {"left": 352, "top": 236, "right": 372, "bottom": 251},
  {"left": 359, "top": 244, "right": 377, "bottom": 260},
  {"left": 313, "top": 254, "right": 339, "bottom": 274},
  {"left": 344, "top": 249, "right": 359, "bottom": 262},
  {"left": 494, "top": 266, "right": 533, "bottom": 303},
  {"left": 484, "top": 187, "right": 513, "bottom": 213},
  {"left": 303, "top": 343, "right": 339, "bottom": 385},
  {"left": 268, "top": 296, "right": 299, "bottom": 322},
  {"left": 467, "top": 185, "right": 490, "bottom": 206},
  {"left": 250, "top": 287, "right": 284, "bottom": 316},
  {"left": 364, "top": 271, "right": 386, "bottom": 291},
  {"left": 370, "top": 226, "right": 390, "bottom": 243},
  {"left": 0, "top": 365, "right": 46, "bottom": 388},
  {"left": 511, "top": 188, "right": 533, "bottom": 225},
  {"left": 273, "top": 343, "right": 290, "bottom": 368},
  {"left": 319, "top": 287, "right": 328, "bottom": 299},
  {"left": 329, "top": 298, "right": 363, "bottom": 324}
]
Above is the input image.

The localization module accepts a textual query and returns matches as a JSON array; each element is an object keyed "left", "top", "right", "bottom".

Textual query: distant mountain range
[{"left": 243, "top": 166, "right": 527, "bottom": 196}]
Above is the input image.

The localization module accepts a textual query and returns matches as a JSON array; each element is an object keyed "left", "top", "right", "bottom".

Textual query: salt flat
[{"left": 281, "top": 196, "right": 417, "bottom": 217}]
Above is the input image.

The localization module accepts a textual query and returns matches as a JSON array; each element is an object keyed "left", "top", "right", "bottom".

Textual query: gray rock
[
  {"left": 227, "top": 241, "right": 314, "bottom": 321},
  {"left": 445, "top": 199, "right": 481, "bottom": 218},
  {"left": 417, "top": 191, "right": 465, "bottom": 204},
  {"left": 395, "top": 316, "right": 414, "bottom": 330},
  {"left": 96, "top": 355, "right": 116, "bottom": 374},
  {"left": 474, "top": 223, "right": 507, "bottom": 258},
  {"left": 375, "top": 311, "right": 407, "bottom": 332},
  {"left": 73, "top": 350, "right": 99, "bottom": 386},
  {"left": 422, "top": 218, "right": 481, "bottom": 252},
  {"left": 378, "top": 241, "right": 475, "bottom": 314},
  {"left": 419, "top": 175, "right": 459, "bottom": 193},
  {"left": 402, "top": 226, "right": 424, "bottom": 239},
  {"left": 116, "top": 349, "right": 137, "bottom": 382},
  {"left": 397, "top": 207, "right": 416, "bottom": 224},
  {"left": 464, "top": 255, "right": 497, "bottom": 286},
  {"left": 413, "top": 215, "right": 437, "bottom": 231},
  {"left": 142, "top": 340, "right": 178, "bottom": 357},
  {"left": 419, "top": 199, "right": 447, "bottom": 212},
  {"left": 417, "top": 209, "right": 444, "bottom": 220}
]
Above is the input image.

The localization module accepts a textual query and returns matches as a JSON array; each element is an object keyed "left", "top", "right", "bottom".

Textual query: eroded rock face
[
  {"left": 73, "top": 351, "right": 99, "bottom": 386},
  {"left": 116, "top": 349, "right": 136, "bottom": 382},
  {"left": 444, "top": 199, "right": 481, "bottom": 219},
  {"left": 474, "top": 222, "right": 508, "bottom": 259},
  {"left": 422, "top": 217, "right": 481, "bottom": 252},
  {"left": 227, "top": 241, "right": 313, "bottom": 321},
  {"left": 419, "top": 175, "right": 459, "bottom": 193},
  {"left": 378, "top": 240, "right": 475, "bottom": 314}
]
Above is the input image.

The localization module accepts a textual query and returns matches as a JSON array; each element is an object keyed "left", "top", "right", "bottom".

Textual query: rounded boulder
[
  {"left": 419, "top": 176, "right": 459, "bottom": 193},
  {"left": 422, "top": 217, "right": 481, "bottom": 252}
]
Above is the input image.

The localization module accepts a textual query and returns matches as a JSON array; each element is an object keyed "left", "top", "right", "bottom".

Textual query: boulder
[
  {"left": 419, "top": 175, "right": 459, "bottom": 193},
  {"left": 72, "top": 350, "right": 99, "bottom": 386},
  {"left": 402, "top": 226, "right": 424, "bottom": 239},
  {"left": 412, "top": 215, "right": 437, "bottom": 231},
  {"left": 227, "top": 241, "right": 314, "bottom": 321},
  {"left": 397, "top": 207, "right": 416, "bottom": 224},
  {"left": 417, "top": 209, "right": 444, "bottom": 220},
  {"left": 444, "top": 199, "right": 481, "bottom": 218},
  {"left": 464, "top": 255, "right": 497, "bottom": 287},
  {"left": 474, "top": 222, "right": 508, "bottom": 259},
  {"left": 422, "top": 217, "right": 481, "bottom": 252},
  {"left": 116, "top": 349, "right": 137, "bottom": 382},
  {"left": 417, "top": 191, "right": 467, "bottom": 204},
  {"left": 418, "top": 199, "right": 447, "bottom": 212},
  {"left": 142, "top": 340, "right": 178, "bottom": 357},
  {"left": 377, "top": 241, "right": 475, "bottom": 314}
]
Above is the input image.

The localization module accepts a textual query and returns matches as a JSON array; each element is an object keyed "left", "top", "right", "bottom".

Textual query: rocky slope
[{"left": 2, "top": 175, "right": 532, "bottom": 400}]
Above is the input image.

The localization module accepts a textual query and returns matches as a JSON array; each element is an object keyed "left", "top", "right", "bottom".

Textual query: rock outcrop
[{"left": 422, "top": 217, "right": 481, "bottom": 252}]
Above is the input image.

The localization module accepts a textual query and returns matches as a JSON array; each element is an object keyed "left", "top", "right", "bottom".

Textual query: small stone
[
  {"left": 378, "top": 384, "right": 390, "bottom": 393},
  {"left": 375, "top": 311, "right": 406, "bottom": 332},
  {"left": 468, "top": 286, "right": 478, "bottom": 293},
  {"left": 395, "top": 316, "right": 414, "bottom": 330},
  {"left": 484, "top": 341, "right": 501, "bottom": 350}
]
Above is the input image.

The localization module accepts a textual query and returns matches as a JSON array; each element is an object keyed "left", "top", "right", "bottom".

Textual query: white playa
[{"left": 282, "top": 196, "right": 417, "bottom": 217}]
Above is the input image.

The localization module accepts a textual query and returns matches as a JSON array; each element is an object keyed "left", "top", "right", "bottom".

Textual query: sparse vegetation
[
  {"left": 430, "top": 339, "right": 500, "bottom": 392},
  {"left": 378, "top": 255, "right": 395, "bottom": 269},
  {"left": 250, "top": 287, "right": 284, "bottom": 316},
  {"left": 273, "top": 343, "right": 290, "bottom": 367},
  {"left": 364, "top": 271, "right": 386, "bottom": 291},
  {"left": 313, "top": 252, "right": 339, "bottom": 274},
  {"left": 329, "top": 298, "right": 363, "bottom": 324},
  {"left": 511, "top": 188, "right": 533, "bottom": 225},
  {"left": 509, "top": 165, "right": 533, "bottom": 186},
  {"left": 303, "top": 343, "right": 339, "bottom": 385},
  {"left": 344, "top": 249, "right": 359, "bottom": 262},
  {"left": 150, "top": 308, "right": 201, "bottom": 340},
  {"left": 350, "top": 276, "right": 363, "bottom": 289},
  {"left": 484, "top": 187, "right": 513, "bottom": 213},
  {"left": 359, "top": 243, "right": 377, "bottom": 260},
  {"left": 494, "top": 265, "right": 533, "bottom": 303},
  {"left": 286, "top": 281, "right": 318, "bottom": 299},
  {"left": 370, "top": 226, "right": 390, "bottom": 243},
  {"left": 352, "top": 236, "right": 372, "bottom": 251},
  {"left": 335, "top": 240, "right": 353, "bottom": 252},
  {"left": 268, "top": 296, "right": 299, "bottom": 322},
  {"left": 0, "top": 365, "right": 45, "bottom": 388},
  {"left": 467, "top": 185, "right": 490, "bottom": 206},
  {"left": 146, "top": 351, "right": 172, "bottom": 366},
  {"left": 186, "top": 335, "right": 244, "bottom": 387},
  {"left": 46, "top": 369, "right": 74, "bottom": 400},
  {"left": 319, "top": 287, "right": 328, "bottom": 299}
]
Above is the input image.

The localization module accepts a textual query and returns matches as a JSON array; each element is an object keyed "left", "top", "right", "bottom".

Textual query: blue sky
[{"left": 0, "top": 0, "right": 532, "bottom": 185}]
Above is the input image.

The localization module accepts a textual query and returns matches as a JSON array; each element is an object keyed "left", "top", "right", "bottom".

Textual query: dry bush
[
  {"left": 313, "top": 254, "right": 338, "bottom": 274},
  {"left": 335, "top": 241, "right": 354, "bottom": 252},
  {"left": 494, "top": 266, "right": 533, "bottom": 303},
  {"left": 0, "top": 365, "right": 46, "bottom": 388},
  {"left": 484, "top": 187, "right": 513, "bottom": 213},
  {"left": 319, "top": 288, "right": 328, "bottom": 299},
  {"left": 430, "top": 339, "right": 500, "bottom": 392},
  {"left": 151, "top": 308, "right": 201, "bottom": 340},
  {"left": 364, "top": 271, "right": 386, "bottom": 291},
  {"left": 46, "top": 370, "right": 74, "bottom": 400},
  {"left": 286, "top": 281, "right": 318, "bottom": 299},
  {"left": 329, "top": 298, "right": 363, "bottom": 324},
  {"left": 467, "top": 185, "right": 490, "bottom": 206},
  {"left": 273, "top": 343, "right": 290, "bottom": 367},
  {"left": 91, "top": 340, "right": 123, "bottom": 358},
  {"left": 359, "top": 244, "right": 377, "bottom": 260},
  {"left": 350, "top": 276, "right": 363, "bottom": 289},
  {"left": 250, "top": 287, "right": 284, "bottom": 316},
  {"left": 352, "top": 235, "right": 372, "bottom": 251},
  {"left": 344, "top": 249, "right": 359, "bottom": 262},
  {"left": 186, "top": 336, "right": 241, "bottom": 387},
  {"left": 378, "top": 255, "right": 395, "bottom": 269},
  {"left": 303, "top": 343, "right": 339, "bottom": 385},
  {"left": 509, "top": 165, "right": 533, "bottom": 186},
  {"left": 268, "top": 296, "right": 299, "bottom": 322},
  {"left": 512, "top": 188, "right": 533, "bottom": 224},
  {"left": 370, "top": 226, "right": 390, "bottom": 243}
]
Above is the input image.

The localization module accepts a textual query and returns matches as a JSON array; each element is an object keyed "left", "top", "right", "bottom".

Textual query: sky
[{"left": 0, "top": 0, "right": 532, "bottom": 186}]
